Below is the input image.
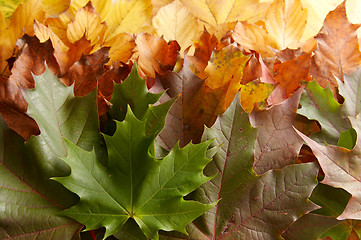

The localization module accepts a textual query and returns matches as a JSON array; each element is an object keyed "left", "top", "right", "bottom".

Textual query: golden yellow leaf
[
  {"left": 106, "top": 0, "right": 152, "bottom": 39},
  {"left": 67, "top": 3, "right": 107, "bottom": 46},
  {"left": 105, "top": 33, "right": 136, "bottom": 65},
  {"left": 0, "top": 0, "right": 24, "bottom": 19},
  {"left": 180, "top": 0, "right": 271, "bottom": 26},
  {"left": 42, "top": 0, "right": 70, "bottom": 17},
  {"left": 240, "top": 81, "right": 274, "bottom": 112},
  {"left": 152, "top": 0, "right": 202, "bottom": 50},
  {"left": 265, "top": 0, "right": 307, "bottom": 49}
]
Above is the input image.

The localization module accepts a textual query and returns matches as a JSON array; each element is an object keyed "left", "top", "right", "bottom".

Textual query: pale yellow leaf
[
  {"left": 300, "top": 0, "right": 343, "bottom": 41},
  {"left": 180, "top": 0, "right": 271, "bottom": 26},
  {"left": 152, "top": 0, "right": 202, "bottom": 50},
  {"left": 265, "top": 0, "right": 307, "bottom": 49},
  {"left": 67, "top": 3, "right": 107, "bottom": 46},
  {"left": 232, "top": 21, "right": 276, "bottom": 57},
  {"left": 106, "top": 0, "right": 152, "bottom": 39},
  {"left": 105, "top": 33, "right": 135, "bottom": 65},
  {"left": 151, "top": 0, "right": 174, "bottom": 15}
]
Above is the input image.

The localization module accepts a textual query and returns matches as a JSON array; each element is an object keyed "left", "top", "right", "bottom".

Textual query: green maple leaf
[{"left": 54, "top": 106, "right": 215, "bottom": 239}]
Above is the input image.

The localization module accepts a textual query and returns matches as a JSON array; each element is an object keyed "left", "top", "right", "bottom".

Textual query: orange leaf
[
  {"left": 105, "top": 33, "right": 136, "bottom": 65},
  {"left": 310, "top": 2, "right": 361, "bottom": 96},
  {"left": 136, "top": 33, "right": 180, "bottom": 78},
  {"left": 268, "top": 51, "right": 312, "bottom": 105}
]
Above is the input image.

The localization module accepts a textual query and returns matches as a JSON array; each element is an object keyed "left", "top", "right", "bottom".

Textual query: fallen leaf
[
  {"left": 136, "top": 33, "right": 180, "bottom": 78},
  {"left": 54, "top": 106, "right": 214, "bottom": 239},
  {"left": 250, "top": 87, "right": 304, "bottom": 174},
  {"left": 162, "top": 92, "right": 318, "bottom": 239},
  {"left": 240, "top": 80, "right": 274, "bottom": 112},
  {"left": 296, "top": 115, "right": 361, "bottom": 221},
  {"left": 42, "top": 0, "right": 70, "bottom": 17},
  {"left": 152, "top": 0, "right": 202, "bottom": 51},
  {"left": 232, "top": 0, "right": 308, "bottom": 57},
  {"left": 105, "top": 33, "right": 135, "bottom": 65},
  {"left": 298, "top": 80, "right": 351, "bottom": 145},
  {"left": 310, "top": 2, "right": 361, "bottom": 96},
  {"left": 0, "top": 115, "right": 82, "bottom": 239},
  {"left": 66, "top": 2, "right": 107, "bottom": 47},
  {"left": 61, "top": 47, "right": 109, "bottom": 97},
  {"left": 267, "top": 51, "right": 312, "bottom": 105},
  {"left": 106, "top": 0, "right": 152, "bottom": 40},
  {"left": 0, "top": 0, "right": 45, "bottom": 76},
  {"left": 180, "top": 0, "right": 271, "bottom": 26},
  {"left": 338, "top": 67, "right": 361, "bottom": 117}
]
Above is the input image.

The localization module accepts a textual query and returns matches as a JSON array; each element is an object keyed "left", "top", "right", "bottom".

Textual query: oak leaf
[{"left": 310, "top": 2, "right": 361, "bottom": 96}]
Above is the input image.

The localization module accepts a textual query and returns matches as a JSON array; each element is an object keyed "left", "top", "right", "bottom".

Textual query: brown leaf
[
  {"left": 0, "top": 76, "right": 39, "bottom": 140},
  {"left": 250, "top": 87, "right": 304, "bottom": 174},
  {"left": 310, "top": 2, "right": 361, "bottom": 95},
  {"left": 0, "top": 35, "right": 60, "bottom": 140},
  {"left": 61, "top": 47, "right": 109, "bottom": 97},
  {"left": 136, "top": 33, "right": 180, "bottom": 78}
]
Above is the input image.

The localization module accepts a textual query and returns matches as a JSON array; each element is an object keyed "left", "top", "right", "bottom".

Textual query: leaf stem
[{"left": 90, "top": 230, "right": 96, "bottom": 240}]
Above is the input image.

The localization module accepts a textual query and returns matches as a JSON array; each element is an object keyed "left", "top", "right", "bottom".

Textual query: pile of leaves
[{"left": 2, "top": 0, "right": 361, "bottom": 239}]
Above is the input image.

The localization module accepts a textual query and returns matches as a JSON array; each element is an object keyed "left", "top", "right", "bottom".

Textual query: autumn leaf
[
  {"left": 250, "top": 87, "right": 304, "bottom": 174},
  {"left": 232, "top": 0, "right": 308, "bottom": 57},
  {"left": 298, "top": 80, "right": 351, "bottom": 145},
  {"left": 310, "top": 2, "right": 361, "bottom": 96},
  {"left": 136, "top": 33, "right": 180, "bottom": 78},
  {"left": 66, "top": 2, "right": 107, "bottom": 47},
  {"left": 159, "top": 92, "right": 318, "bottom": 239},
  {"left": 180, "top": 0, "right": 271, "bottom": 26},
  {"left": 240, "top": 80, "right": 274, "bottom": 112},
  {"left": 0, "top": 0, "right": 45, "bottom": 76},
  {"left": 54, "top": 104, "right": 215, "bottom": 239},
  {"left": 152, "top": 0, "right": 202, "bottom": 50},
  {"left": 338, "top": 67, "right": 361, "bottom": 117},
  {"left": 296, "top": 114, "right": 361, "bottom": 221}
]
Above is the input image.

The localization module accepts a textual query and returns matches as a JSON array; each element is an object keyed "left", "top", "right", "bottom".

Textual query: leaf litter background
[{"left": 2, "top": 0, "right": 361, "bottom": 239}]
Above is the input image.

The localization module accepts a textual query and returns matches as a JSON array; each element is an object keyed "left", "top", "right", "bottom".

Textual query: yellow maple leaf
[
  {"left": 152, "top": 0, "right": 202, "bottom": 50},
  {"left": 240, "top": 81, "right": 274, "bottom": 112}
]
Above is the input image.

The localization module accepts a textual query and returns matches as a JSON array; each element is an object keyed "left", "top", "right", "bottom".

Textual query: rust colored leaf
[
  {"left": 250, "top": 87, "right": 304, "bottom": 174},
  {"left": 310, "top": 2, "right": 361, "bottom": 95},
  {"left": 136, "top": 33, "right": 180, "bottom": 78},
  {"left": 268, "top": 51, "right": 312, "bottom": 105},
  {"left": 61, "top": 47, "right": 109, "bottom": 97}
]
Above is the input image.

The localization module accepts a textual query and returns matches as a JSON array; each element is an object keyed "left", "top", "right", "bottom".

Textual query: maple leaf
[
  {"left": 250, "top": 87, "right": 304, "bottom": 174},
  {"left": 310, "top": 2, "right": 361, "bottom": 96},
  {"left": 54, "top": 106, "right": 215, "bottom": 239},
  {"left": 0, "top": 115, "right": 82, "bottom": 239},
  {"left": 152, "top": 0, "right": 203, "bottom": 51},
  {"left": 296, "top": 114, "right": 361, "bottom": 221},
  {"left": 298, "top": 80, "right": 351, "bottom": 145},
  {"left": 160, "top": 92, "right": 318, "bottom": 239},
  {"left": 338, "top": 67, "right": 361, "bottom": 117}
]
